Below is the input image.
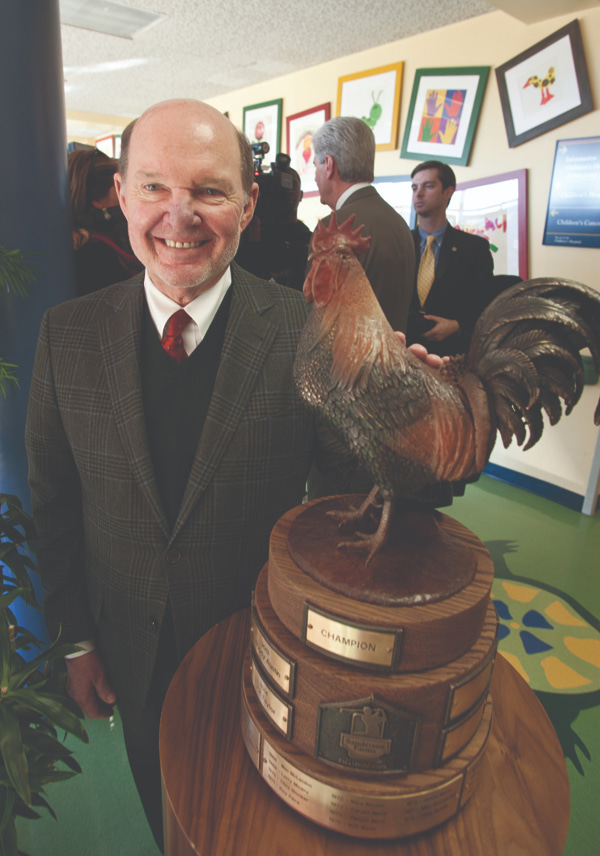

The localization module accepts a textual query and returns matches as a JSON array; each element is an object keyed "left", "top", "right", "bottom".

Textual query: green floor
[{"left": 14, "top": 475, "right": 600, "bottom": 855}]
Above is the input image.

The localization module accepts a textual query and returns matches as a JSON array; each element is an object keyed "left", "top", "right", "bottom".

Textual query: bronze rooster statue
[{"left": 293, "top": 214, "right": 600, "bottom": 562}]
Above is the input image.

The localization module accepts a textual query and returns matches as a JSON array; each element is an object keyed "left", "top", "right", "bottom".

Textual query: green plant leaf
[
  {"left": 0, "top": 785, "right": 15, "bottom": 835},
  {"left": 29, "top": 769, "right": 78, "bottom": 787},
  {"left": 0, "top": 246, "right": 37, "bottom": 299},
  {"left": 0, "top": 706, "right": 30, "bottom": 806},
  {"left": 20, "top": 727, "right": 69, "bottom": 757},
  {"left": 0, "top": 812, "right": 17, "bottom": 856},
  {"left": 5, "top": 691, "right": 87, "bottom": 742},
  {"left": 8, "top": 643, "right": 81, "bottom": 692},
  {"left": 30, "top": 791, "right": 57, "bottom": 819}
]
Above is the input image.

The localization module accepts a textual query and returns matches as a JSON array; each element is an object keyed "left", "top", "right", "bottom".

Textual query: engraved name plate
[
  {"left": 440, "top": 695, "right": 487, "bottom": 762},
  {"left": 240, "top": 693, "right": 262, "bottom": 769},
  {"left": 447, "top": 646, "right": 496, "bottom": 723},
  {"left": 251, "top": 610, "right": 296, "bottom": 698},
  {"left": 303, "top": 605, "right": 402, "bottom": 669},
  {"left": 251, "top": 657, "right": 293, "bottom": 739},
  {"left": 261, "top": 738, "right": 464, "bottom": 839}
]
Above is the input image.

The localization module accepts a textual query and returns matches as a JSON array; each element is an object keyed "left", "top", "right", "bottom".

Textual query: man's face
[
  {"left": 313, "top": 156, "right": 333, "bottom": 209},
  {"left": 411, "top": 168, "right": 454, "bottom": 219},
  {"left": 115, "top": 101, "right": 257, "bottom": 302}
]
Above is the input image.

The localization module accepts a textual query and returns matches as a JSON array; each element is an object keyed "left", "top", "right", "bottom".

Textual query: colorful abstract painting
[
  {"left": 418, "top": 89, "right": 466, "bottom": 146},
  {"left": 400, "top": 67, "right": 488, "bottom": 166}
]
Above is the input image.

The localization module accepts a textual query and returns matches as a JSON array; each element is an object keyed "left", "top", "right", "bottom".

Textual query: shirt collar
[
  {"left": 335, "top": 182, "right": 372, "bottom": 210},
  {"left": 418, "top": 221, "right": 448, "bottom": 248},
  {"left": 143, "top": 267, "right": 232, "bottom": 344}
]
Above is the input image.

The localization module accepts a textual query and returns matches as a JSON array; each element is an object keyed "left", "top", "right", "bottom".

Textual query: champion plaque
[{"left": 303, "top": 604, "right": 403, "bottom": 669}]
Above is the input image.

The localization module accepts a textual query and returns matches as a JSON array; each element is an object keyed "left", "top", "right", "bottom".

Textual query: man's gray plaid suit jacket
[{"left": 26, "top": 264, "right": 344, "bottom": 728}]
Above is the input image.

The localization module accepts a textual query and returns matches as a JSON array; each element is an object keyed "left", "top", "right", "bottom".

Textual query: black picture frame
[{"left": 495, "top": 19, "right": 592, "bottom": 148}]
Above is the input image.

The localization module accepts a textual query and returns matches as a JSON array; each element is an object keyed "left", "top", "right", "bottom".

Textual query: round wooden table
[{"left": 160, "top": 609, "right": 570, "bottom": 856}]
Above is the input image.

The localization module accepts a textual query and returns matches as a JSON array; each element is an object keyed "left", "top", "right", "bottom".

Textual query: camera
[{"left": 251, "top": 142, "right": 270, "bottom": 174}]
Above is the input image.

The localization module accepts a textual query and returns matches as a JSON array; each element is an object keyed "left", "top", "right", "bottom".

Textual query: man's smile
[{"left": 162, "top": 239, "right": 207, "bottom": 249}]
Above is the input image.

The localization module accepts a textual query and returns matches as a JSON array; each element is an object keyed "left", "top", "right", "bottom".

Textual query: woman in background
[{"left": 69, "top": 148, "right": 143, "bottom": 295}]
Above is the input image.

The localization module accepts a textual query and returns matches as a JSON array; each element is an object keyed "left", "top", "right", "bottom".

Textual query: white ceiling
[{"left": 59, "top": 0, "right": 598, "bottom": 140}]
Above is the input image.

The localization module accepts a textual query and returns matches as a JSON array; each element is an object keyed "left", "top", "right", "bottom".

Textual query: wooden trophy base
[
  {"left": 252, "top": 566, "right": 497, "bottom": 773},
  {"left": 288, "top": 498, "right": 477, "bottom": 605},
  {"left": 241, "top": 653, "right": 493, "bottom": 840},
  {"left": 268, "top": 499, "right": 494, "bottom": 673}
]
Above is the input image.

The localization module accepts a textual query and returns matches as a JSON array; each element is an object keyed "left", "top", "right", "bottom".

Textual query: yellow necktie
[{"left": 417, "top": 234, "right": 436, "bottom": 307}]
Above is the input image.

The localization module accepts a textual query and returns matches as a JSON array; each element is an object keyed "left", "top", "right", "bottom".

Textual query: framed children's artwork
[
  {"left": 400, "top": 67, "right": 489, "bottom": 166},
  {"left": 337, "top": 62, "right": 403, "bottom": 151},
  {"left": 448, "top": 169, "right": 528, "bottom": 279},
  {"left": 286, "top": 103, "right": 331, "bottom": 197},
  {"left": 496, "top": 19, "right": 592, "bottom": 148},
  {"left": 243, "top": 98, "right": 283, "bottom": 156}
]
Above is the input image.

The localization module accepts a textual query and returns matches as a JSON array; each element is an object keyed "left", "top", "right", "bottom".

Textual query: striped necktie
[
  {"left": 161, "top": 309, "right": 191, "bottom": 364},
  {"left": 417, "top": 234, "right": 436, "bottom": 306}
]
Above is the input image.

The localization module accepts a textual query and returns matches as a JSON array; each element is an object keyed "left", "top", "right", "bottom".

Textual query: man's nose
[{"left": 166, "top": 194, "right": 200, "bottom": 227}]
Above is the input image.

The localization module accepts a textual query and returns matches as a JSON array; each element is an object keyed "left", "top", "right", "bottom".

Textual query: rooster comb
[{"left": 311, "top": 213, "right": 371, "bottom": 256}]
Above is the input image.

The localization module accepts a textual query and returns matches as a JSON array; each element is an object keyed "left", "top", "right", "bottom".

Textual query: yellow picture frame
[{"left": 336, "top": 62, "right": 403, "bottom": 152}]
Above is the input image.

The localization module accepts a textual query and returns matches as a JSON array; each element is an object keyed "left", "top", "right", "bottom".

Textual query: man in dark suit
[
  {"left": 312, "top": 116, "right": 415, "bottom": 332},
  {"left": 26, "top": 100, "right": 357, "bottom": 850},
  {"left": 26, "top": 100, "right": 443, "bottom": 850},
  {"left": 407, "top": 160, "right": 494, "bottom": 357}
]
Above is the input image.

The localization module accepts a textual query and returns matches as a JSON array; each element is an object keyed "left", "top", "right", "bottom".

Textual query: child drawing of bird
[{"left": 524, "top": 67, "right": 555, "bottom": 105}]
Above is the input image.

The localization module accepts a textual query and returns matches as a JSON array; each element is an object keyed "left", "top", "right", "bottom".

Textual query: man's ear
[
  {"left": 114, "top": 172, "right": 127, "bottom": 218},
  {"left": 240, "top": 182, "right": 259, "bottom": 231},
  {"left": 324, "top": 155, "right": 336, "bottom": 181}
]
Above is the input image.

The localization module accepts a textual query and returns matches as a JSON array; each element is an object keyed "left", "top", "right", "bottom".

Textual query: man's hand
[
  {"left": 65, "top": 650, "right": 117, "bottom": 719},
  {"left": 396, "top": 331, "right": 446, "bottom": 368},
  {"left": 422, "top": 315, "right": 459, "bottom": 342}
]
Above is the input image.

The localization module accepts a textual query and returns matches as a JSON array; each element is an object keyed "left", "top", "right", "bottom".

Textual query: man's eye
[{"left": 143, "top": 184, "right": 161, "bottom": 192}]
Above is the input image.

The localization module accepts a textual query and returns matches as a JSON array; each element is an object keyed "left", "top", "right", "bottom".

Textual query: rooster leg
[
  {"left": 326, "top": 484, "right": 382, "bottom": 525},
  {"left": 337, "top": 496, "right": 394, "bottom": 565}
]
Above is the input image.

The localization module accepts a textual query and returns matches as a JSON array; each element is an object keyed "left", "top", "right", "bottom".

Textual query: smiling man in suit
[
  {"left": 407, "top": 160, "right": 494, "bottom": 357},
  {"left": 26, "top": 101, "right": 445, "bottom": 852},
  {"left": 25, "top": 99, "right": 354, "bottom": 851}
]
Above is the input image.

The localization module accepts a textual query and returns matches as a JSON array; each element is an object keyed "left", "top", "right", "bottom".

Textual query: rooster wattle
[{"left": 293, "top": 214, "right": 600, "bottom": 562}]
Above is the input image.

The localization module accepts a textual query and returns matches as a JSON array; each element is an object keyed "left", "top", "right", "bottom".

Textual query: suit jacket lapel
[
  {"left": 173, "top": 268, "right": 280, "bottom": 539},
  {"left": 97, "top": 279, "right": 170, "bottom": 538},
  {"left": 434, "top": 224, "right": 455, "bottom": 283}
]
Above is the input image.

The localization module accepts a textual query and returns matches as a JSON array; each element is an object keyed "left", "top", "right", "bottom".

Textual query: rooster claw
[
  {"left": 326, "top": 485, "right": 383, "bottom": 528},
  {"left": 337, "top": 533, "right": 383, "bottom": 565}
]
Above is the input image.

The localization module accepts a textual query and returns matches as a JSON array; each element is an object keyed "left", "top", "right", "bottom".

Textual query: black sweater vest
[{"left": 141, "top": 291, "right": 231, "bottom": 527}]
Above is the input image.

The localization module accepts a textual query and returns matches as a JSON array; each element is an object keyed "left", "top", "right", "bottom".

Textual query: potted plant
[{"left": 0, "top": 248, "right": 87, "bottom": 856}]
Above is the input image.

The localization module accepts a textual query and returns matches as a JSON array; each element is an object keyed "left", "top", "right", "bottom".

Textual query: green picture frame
[
  {"left": 400, "top": 66, "right": 489, "bottom": 166},
  {"left": 243, "top": 98, "right": 282, "bottom": 157}
]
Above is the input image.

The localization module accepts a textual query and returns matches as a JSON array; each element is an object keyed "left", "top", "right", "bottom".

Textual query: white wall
[{"left": 206, "top": 8, "right": 600, "bottom": 500}]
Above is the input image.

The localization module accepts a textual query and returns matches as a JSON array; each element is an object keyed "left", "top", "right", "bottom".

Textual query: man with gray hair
[{"left": 312, "top": 116, "right": 415, "bottom": 331}]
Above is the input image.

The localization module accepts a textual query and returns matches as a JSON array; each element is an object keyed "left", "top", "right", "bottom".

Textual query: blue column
[{"left": 0, "top": 0, "right": 76, "bottom": 640}]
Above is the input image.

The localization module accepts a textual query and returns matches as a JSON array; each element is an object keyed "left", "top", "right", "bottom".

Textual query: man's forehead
[{"left": 412, "top": 170, "right": 439, "bottom": 184}]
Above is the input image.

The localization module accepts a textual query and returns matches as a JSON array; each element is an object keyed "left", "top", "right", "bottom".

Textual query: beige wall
[{"left": 206, "top": 7, "right": 600, "bottom": 500}]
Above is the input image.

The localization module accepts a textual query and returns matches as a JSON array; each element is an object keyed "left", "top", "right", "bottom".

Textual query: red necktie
[{"left": 161, "top": 309, "right": 191, "bottom": 364}]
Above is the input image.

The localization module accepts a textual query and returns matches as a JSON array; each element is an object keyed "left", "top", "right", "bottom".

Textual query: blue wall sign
[{"left": 543, "top": 136, "right": 600, "bottom": 249}]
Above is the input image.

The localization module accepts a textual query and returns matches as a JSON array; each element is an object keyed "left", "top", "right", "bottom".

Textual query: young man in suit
[
  {"left": 25, "top": 100, "right": 442, "bottom": 851},
  {"left": 407, "top": 160, "right": 494, "bottom": 357},
  {"left": 312, "top": 116, "right": 415, "bottom": 332}
]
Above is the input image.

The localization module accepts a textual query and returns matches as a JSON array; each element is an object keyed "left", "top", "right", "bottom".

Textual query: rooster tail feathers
[{"left": 467, "top": 278, "right": 600, "bottom": 450}]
